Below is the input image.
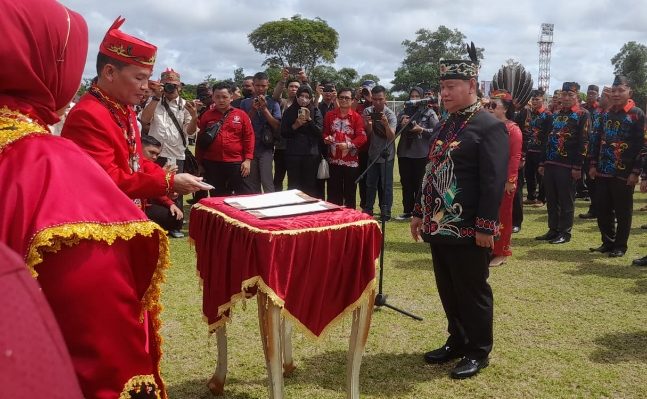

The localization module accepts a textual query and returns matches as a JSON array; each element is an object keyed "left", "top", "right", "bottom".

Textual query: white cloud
[{"left": 60, "top": 0, "right": 647, "bottom": 92}]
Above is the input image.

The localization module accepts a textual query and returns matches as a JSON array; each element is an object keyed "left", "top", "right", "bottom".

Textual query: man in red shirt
[
  {"left": 323, "top": 87, "right": 367, "bottom": 208},
  {"left": 62, "top": 17, "right": 204, "bottom": 207},
  {"left": 197, "top": 82, "right": 255, "bottom": 196}
]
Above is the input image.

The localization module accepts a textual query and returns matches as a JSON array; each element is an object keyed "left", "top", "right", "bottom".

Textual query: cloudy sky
[{"left": 60, "top": 0, "right": 646, "bottom": 93}]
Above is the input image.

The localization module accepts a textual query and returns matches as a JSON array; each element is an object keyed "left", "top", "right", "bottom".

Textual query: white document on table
[
  {"left": 246, "top": 201, "right": 340, "bottom": 219},
  {"left": 224, "top": 189, "right": 318, "bottom": 210}
]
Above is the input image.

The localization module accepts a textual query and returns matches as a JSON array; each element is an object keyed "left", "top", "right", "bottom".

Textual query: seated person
[{"left": 141, "top": 135, "right": 184, "bottom": 235}]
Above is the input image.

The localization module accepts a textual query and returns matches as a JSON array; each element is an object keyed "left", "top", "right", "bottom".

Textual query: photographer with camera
[
  {"left": 362, "top": 85, "right": 397, "bottom": 220},
  {"left": 196, "top": 82, "right": 255, "bottom": 196},
  {"left": 140, "top": 68, "right": 198, "bottom": 238},
  {"left": 315, "top": 80, "right": 338, "bottom": 120},
  {"left": 395, "top": 86, "right": 439, "bottom": 220},
  {"left": 240, "top": 71, "right": 282, "bottom": 193},
  {"left": 354, "top": 80, "right": 376, "bottom": 209}
]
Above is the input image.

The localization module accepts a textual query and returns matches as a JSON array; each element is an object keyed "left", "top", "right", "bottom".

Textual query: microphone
[{"left": 404, "top": 98, "right": 433, "bottom": 107}]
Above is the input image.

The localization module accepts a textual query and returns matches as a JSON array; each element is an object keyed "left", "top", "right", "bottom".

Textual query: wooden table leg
[
  {"left": 281, "top": 319, "right": 296, "bottom": 377},
  {"left": 257, "top": 291, "right": 284, "bottom": 399},
  {"left": 207, "top": 326, "right": 228, "bottom": 396},
  {"left": 346, "top": 290, "right": 375, "bottom": 399}
]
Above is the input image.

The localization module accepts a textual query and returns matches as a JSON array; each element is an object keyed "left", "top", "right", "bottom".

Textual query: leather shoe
[
  {"left": 549, "top": 234, "right": 571, "bottom": 244},
  {"left": 424, "top": 345, "right": 463, "bottom": 364},
  {"left": 512, "top": 226, "right": 521, "bottom": 233},
  {"left": 608, "top": 249, "right": 625, "bottom": 258},
  {"left": 632, "top": 256, "right": 647, "bottom": 267},
  {"left": 578, "top": 212, "right": 596, "bottom": 219},
  {"left": 589, "top": 244, "right": 612, "bottom": 253},
  {"left": 535, "top": 231, "right": 559, "bottom": 241},
  {"left": 450, "top": 357, "right": 489, "bottom": 379}
]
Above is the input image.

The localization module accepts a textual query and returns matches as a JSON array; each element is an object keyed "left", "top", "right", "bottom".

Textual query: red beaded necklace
[{"left": 88, "top": 85, "right": 140, "bottom": 173}]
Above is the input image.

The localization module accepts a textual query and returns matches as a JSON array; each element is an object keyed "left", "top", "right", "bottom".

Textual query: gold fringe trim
[
  {"left": 0, "top": 106, "right": 49, "bottom": 152},
  {"left": 27, "top": 220, "right": 170, "bottom": 397},
  {"left": 205, "top": 275, "right": 377, "bottom": 341},
  {"left": 119, "top": 374, "right": 161, "bottom": 399},
  {"left": 192, "top": 203, "right": 380, "bottom": 236}
]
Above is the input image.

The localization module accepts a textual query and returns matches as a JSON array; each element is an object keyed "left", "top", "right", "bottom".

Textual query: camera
[
  {"left": 370, "top": 111, "right": 383, "bottom": 122},
  {"left": 286, "top": 66, "right": 301, "bottom": 74},
  {"left": 163, "top": 83, "right": 177, "bottom": 93}
]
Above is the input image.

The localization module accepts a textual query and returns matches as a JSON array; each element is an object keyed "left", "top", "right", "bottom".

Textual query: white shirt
[{"left": 148, "top": 96, "right": 193, "bottom": 160}]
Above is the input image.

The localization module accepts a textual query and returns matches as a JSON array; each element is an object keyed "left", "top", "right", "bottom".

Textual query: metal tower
[{"left": 538, "top": 23, "right": 554, "bottom": 92}]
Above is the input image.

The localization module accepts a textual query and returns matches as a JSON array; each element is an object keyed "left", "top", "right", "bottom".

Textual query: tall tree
[
  {"left": 248, "top": 15, "right": 339, "bottom": 73},
  {"left": 391, "top": 26, "right": 484, "bottom": 92},
  {"left": 233, "top": 67, "right": 245, "bottom": 87},
  {"left": 612, "top": 41, "right": 647, "bottom": 110}
]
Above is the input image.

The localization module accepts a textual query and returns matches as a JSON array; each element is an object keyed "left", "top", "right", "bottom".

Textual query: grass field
[{"left": 160, "top": 184, "right": 647, "bottom": 399}]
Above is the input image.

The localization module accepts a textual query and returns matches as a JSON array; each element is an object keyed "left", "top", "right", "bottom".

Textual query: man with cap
[
  {"left": 579, "top": 84, "right": 605, "bottom": 219},
  {"left": 536, "top": 82, "right": 590, "bottom": 244},
  {"left": 63, "top": 18, "right": 204, "bottom": 209},
  {"left": 525, "top": 88, "right": 552, "bottom": 206},
  {"left": 140, "top": 68, "right": 198, "bottom": 238},
  {"left": 588, "top": 76, "right": 645, "bottom": 258},
  {"left": 410, "top": 44, "right": 508, "bottom": 379}
]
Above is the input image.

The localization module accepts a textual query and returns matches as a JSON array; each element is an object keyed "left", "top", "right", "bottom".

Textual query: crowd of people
[{"left": 2, "top": 0, "right": 646, "bottom": 396}]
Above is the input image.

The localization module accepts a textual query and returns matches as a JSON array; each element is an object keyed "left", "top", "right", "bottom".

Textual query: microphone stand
[{"left": 355, "top": 104, "right": 426, "bottom": 321}]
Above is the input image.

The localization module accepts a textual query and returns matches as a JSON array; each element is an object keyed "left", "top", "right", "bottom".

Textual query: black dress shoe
[
  {"left": 424, "top": 345, "right": 463, "bottom": 364},
  {"left": 450, "top": 357, "right": 489, "bottom": 379},
  {"left": 549, "top": 234, "right": 571, "bottom": 244},
  {"left": 535, "top": 231, "right": 559, "bottom": 241},
  {"left": 578, "top": 212, "right": 596, "bottom": 219},
  {"left": 608, "top": 249, "right": 625, "bottom": 258},
  {"left": 512, "top": 226, "right": 521, "bottom": 233},
  {"left": 632, "top": 256, "right": 647, "bottom": 267},
  {"left": 589, "top": 244, "right": 612, "bottom": 253}
]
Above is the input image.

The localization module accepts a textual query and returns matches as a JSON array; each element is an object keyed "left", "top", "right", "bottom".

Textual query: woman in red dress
[
  {"left": 0, "top": 0, "right": 168, "bottom": 397},
  {"left": 486, "top": 90, "right": 523, "bottom": 266}
]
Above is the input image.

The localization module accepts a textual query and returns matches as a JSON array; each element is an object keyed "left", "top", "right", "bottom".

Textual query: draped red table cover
[{"left": 189, "top": 197, "right": 382, "bottom": 338}]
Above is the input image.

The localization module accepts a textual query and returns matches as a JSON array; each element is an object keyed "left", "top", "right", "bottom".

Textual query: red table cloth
[{"left": 189, "top": 197, "right": 381, "bottom": 338}]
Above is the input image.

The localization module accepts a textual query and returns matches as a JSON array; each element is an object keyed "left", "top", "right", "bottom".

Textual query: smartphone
[
  {"left": 298, "top": 107, "right": 307, "bottom": 118},
  {"left": 286, "top": 66, "right": 301, "bottom": 74}
]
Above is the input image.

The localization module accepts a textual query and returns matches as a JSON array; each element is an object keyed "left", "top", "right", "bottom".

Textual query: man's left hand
[
  {"left": 571, "top": 169, "right": 582, "bottom": 181},
  {"left": 627, "top": 173, "right": 639, "bottom": 186},
  {"left": 185, "top": 100, "right": 197, "bottom": 118},
  {"left": 169, "top": 204, "right": 184, "bottom": 220},
  {"left": 475, "top": 232, "right": 494, "bottom": 248},
  {"left": 240, "top": 159, "right": 251, "bottom": 177}
]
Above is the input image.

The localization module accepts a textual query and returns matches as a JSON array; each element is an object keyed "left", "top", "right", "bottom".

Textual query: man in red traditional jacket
[{"left": 62, "top": 17, "right": 204, "bottom": 207}]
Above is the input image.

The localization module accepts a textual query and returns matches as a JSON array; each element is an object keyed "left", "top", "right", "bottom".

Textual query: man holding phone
[
  {"left": 362, "top": 85, "right": 397, "bottom": 220},
  {"left": 240, "top": 71, "right": 282, "bottom": 193}
]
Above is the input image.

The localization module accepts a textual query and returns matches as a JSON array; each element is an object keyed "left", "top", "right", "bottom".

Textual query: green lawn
[{"left": 161, "top": 185, "right": 647, "bottom": 399}]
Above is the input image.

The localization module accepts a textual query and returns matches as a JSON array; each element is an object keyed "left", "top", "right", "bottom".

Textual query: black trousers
[
  {"left": 595, "top": 177, "right": 634, "bottom": 251},
  {"left": 430, "top": 243, "right": 493, "bottom": 360},
  {"left": 202, "top": 160, "right": 251, "bottom": 196},
  {"left": 398, "top": 157, "right": 427, "bottom": 215},
  {"left": 145, "top": 203, "right": 182, "bottom": 232},
  {"left": 512, "top": 169, "right": 524, "bottom": 228},
  {"left": 544, "top": 165, "right": 576, "bottom": 234},
  {"left": 358, "top": 151, "right": 368, "bottom": 209},
  {"left": 525, "top": 151, "right": 544, "bottom": 202},
  {"left": 585, "top": 159, "right": 597, "bottom": 216},
  {"left": 156, "top": 157, "right": 184, "bottom": 225},
  {"left": 285, "top": 154, "right": 319, "bottom": 198},
  {"left": 273, "top": 148, "right": 287, "bottom": 192},
  {"left": 328, "top": 164, "right": 359, "bottom": 209}
]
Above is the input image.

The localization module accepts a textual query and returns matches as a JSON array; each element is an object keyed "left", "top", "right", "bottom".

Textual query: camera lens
[{"left": 163, "top": 83, "right": 177, "bottom": 93}]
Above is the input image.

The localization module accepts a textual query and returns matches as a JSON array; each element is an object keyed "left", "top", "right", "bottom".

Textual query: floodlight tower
[{"left": 538, "top": 23, "right": 554, "bottom": 92}]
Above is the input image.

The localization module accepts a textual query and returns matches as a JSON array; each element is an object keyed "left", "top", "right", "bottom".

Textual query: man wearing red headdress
[
  {"left": 1, "top": 2, "right": 170, "bottom": 397},
  {"left": 63, "top": 18, "right": 205, "bottom": 209}
]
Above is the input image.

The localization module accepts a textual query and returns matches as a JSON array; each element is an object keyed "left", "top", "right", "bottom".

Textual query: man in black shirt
[{"left": 411, "top": 44, "right": 508, "bottom": 379}]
